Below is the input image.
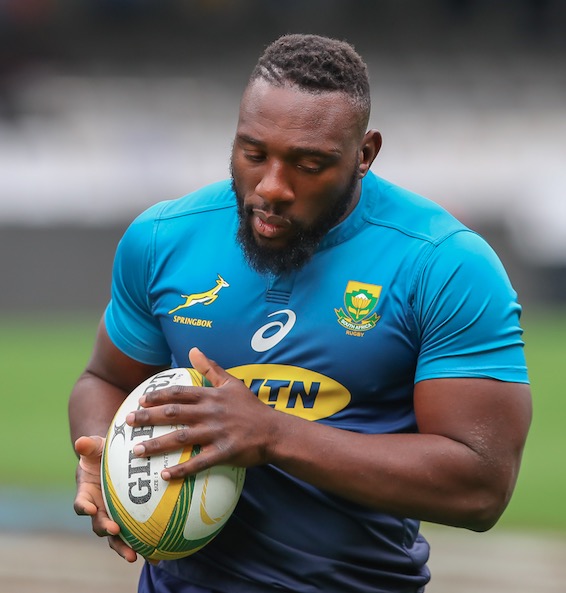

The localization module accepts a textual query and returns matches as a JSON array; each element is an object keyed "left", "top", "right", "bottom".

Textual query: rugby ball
[{"left": 101, "top": 367, "right": 246, "bottom": 561}]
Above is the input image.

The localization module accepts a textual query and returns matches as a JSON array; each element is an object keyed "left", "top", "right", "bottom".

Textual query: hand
[
  {"left": 126, "top": 347, "right": 279, "bottom": 480},
  {"left": 73, "top": 435, "right": 138, "bottom": 563}
]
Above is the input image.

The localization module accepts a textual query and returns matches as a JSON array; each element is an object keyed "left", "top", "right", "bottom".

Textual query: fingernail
[
  {"left": 161, "top": 470, "right": 171, "bottom": 481},
  {"left": 133, "top": 444, "right": 145, "bottom": 456},
  {"left": 125, "top": 413, "right": 135, "bottom": 425}
]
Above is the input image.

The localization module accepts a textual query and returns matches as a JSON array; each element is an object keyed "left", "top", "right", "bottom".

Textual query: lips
[{"left": 252, "top": 209, "right": 292, "bottom": 240}]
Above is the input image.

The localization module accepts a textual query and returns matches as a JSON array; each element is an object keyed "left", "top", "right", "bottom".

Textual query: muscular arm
[
  {"left": 266, "top": 377, "right": 532, "bottom": 531},
  {"left": 69, "top": 317, "right": 167, "bottom": 443},
  {"left": 131, "top": 348, "right": 532, "bottom": 533},
  {"left": 68, "top": 317, "right": 167, "bottom": 561}
]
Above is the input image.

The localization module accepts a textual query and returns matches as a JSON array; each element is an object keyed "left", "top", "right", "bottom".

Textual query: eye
[
  {"left": 297, "top": 162, "right": 323, "bottom": 174},
  {"left": 243, "top": 151, "right": 265, "bottom": 163}
]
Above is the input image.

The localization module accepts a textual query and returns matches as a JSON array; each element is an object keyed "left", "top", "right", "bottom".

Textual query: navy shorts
[
  {"left": 138, "top": 560, "right": 427, "bottom": 593},
  {"left": 138, "top": 562, "right": 219, "bottom": 593}
]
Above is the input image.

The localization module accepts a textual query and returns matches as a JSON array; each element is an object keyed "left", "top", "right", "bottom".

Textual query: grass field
[{"left": 1, "top": 308, "right": 565, "bottom": 532}]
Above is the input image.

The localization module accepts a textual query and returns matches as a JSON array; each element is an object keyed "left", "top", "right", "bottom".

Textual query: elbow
[
  {"left": 453, "top": 449, "right": 526, "bottom": 532},
  {"left": 458, "top": 483, "right": 514, "bottom": 532},
  {"left": 465, "top": 512, "right": 502, "bottom": 533}
]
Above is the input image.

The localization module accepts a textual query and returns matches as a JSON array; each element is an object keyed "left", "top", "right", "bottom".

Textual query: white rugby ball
[{"left": 101, "top": 367, "right": 246, "bottom": 561}]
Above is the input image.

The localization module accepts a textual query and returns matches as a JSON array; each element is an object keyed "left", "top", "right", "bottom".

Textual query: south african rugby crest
[{"left": 335, "top": 281, "right": 381, "bottom": 335}]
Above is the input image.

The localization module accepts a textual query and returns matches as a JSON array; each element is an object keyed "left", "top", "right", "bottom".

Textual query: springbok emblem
[{"left": 168, "top": 274, "right": 229, "bottom": 314}]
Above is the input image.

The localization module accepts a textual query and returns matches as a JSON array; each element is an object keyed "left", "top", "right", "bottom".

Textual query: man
[{"left": 70, "top": 34, "right": 531, "bottom": 593}]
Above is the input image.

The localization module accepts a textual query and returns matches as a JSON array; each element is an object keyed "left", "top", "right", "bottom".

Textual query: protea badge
[{"left": 335, "top": 281, "right": 382, "bottom": 335}]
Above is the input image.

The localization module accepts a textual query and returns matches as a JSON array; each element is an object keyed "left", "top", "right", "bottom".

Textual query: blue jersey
[{"left": 106, "top": 172, "right": 528, "bottom": 593}]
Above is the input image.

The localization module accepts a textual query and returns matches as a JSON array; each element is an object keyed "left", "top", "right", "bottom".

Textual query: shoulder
[
  {"left": 361, "top": 172, "right": 515, "bottom": 304},
  {"left": 135, "top": 179, "right": 235, "bottom": 225},
  {"left": 116, "top": 179, "right": 235, "bottom": 259},
  {"left": 362, "top": 172, "right": 470, "bottom": 246}
]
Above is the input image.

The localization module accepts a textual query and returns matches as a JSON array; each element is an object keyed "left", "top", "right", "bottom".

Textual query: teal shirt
[{"left": 106, "top": 171, "right": 528, "bottom": 592}]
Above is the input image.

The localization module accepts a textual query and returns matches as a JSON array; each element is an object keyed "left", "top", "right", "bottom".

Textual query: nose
[{"left": 255, "top": 160, "right": 294, "bottom": 206}]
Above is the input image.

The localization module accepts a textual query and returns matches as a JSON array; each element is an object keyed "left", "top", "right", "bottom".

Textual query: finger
[
  {"left": 130, "top": 425, "right": 199, "bottom": 458},
  {"left": 189, "top": 347, "right": 231, "bottom": 388},
  {"left": 75, "top": 500, "right": 122, "bottom": 540},
  {"left": 90, "top": 500, "right": 121, "bottom": 537},
  {"left": 126, "top": 399, "right": 201, "bottom": 428},
  {"left": 138, "top": 383, "right": 199, "bottom": 407},
  {"left": 74, "top": 485, "right": 121, "bottom": 532},
  {"left": 76, "top": 436, "right": 106, "bottom": 478},
  {"left": 75, "top": 435, "right": 105, "bottom": 458},
  {"left": 108, "top": 534, "right": 138, "bottom": 563},
  {"left": 73, "top": 495, "right": 98, "bottom": 517},
  {"left": 93, "top": 516, "right": 121, "bottom": 538},
  {"left": 162, "top": 447, "right": 225, "bottom": 481}
]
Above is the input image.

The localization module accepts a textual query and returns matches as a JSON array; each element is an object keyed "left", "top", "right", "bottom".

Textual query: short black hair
[{"left": 249, "top": 34, "right": 371, "bottom": 126}]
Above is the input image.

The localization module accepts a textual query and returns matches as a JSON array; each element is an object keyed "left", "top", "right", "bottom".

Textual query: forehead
[{"left": 237, "top": 79, "right": 361, "bottom": 150}]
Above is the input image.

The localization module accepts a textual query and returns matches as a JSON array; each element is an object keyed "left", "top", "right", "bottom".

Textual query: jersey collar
[{"left": 318, "top": 171, "right": 378, "bottom": 251}]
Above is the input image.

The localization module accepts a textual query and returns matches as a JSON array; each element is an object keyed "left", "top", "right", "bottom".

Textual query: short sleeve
[
  {"left": 104, "top": 204, "right": 172, "bottom": 366},
  {"left": 413, "top": 230, "right": 529, "bottom": 384}
]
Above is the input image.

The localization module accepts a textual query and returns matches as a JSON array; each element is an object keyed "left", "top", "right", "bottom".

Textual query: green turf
[
  {"left": 498, "top": 307, "right": 566, "bottom": 532},
  {"left": 1, "top": 308, "right": 565, "bottom": 530},
  {"left": 1, "top": 314, "right": 100, "bottom": 490}
]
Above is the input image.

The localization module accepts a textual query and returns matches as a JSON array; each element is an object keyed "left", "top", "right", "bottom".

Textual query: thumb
[
  {"left": 75, "top": 435, "right": 106, "bottom": 458},
  {"left": 188, "top": 347, "right": 231, "bottom": 388},
  {"left": 75, "top": 435, "right": 106, "bottom": 475}
]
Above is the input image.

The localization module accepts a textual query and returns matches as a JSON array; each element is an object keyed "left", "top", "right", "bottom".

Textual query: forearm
[
  {"left": 129, "top": 355, "right": 531, "bottom": 533},
  {"left": 69, "top": 318, "right": 166, "bottom": 447},
  {"left": 68, "top": 370, "right": 129, "bottom": 446},
  {"left": 267, "top": 412, "right": 514, "bottom": 532}
]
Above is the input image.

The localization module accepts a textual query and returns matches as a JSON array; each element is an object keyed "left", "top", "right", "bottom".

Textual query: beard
[{"left": 233, "top": 165, "right": 360, "bottom": 276}]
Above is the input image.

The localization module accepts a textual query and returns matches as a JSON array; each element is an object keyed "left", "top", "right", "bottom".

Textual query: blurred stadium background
[
  {"left": 1, "top": 0, "right": 566, "bottom": 311},
  {"left": 1, "top": 1, "right": 565, "bottom": 591}
]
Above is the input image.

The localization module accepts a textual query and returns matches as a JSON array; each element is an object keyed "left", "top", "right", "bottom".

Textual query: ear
[{"left": 358, "top": 130, "right": 382, "bottom": 177}]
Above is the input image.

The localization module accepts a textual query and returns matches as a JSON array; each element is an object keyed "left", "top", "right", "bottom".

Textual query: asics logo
[{"left": 251, "top": 309, "right": 296, "bottom": 352}]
